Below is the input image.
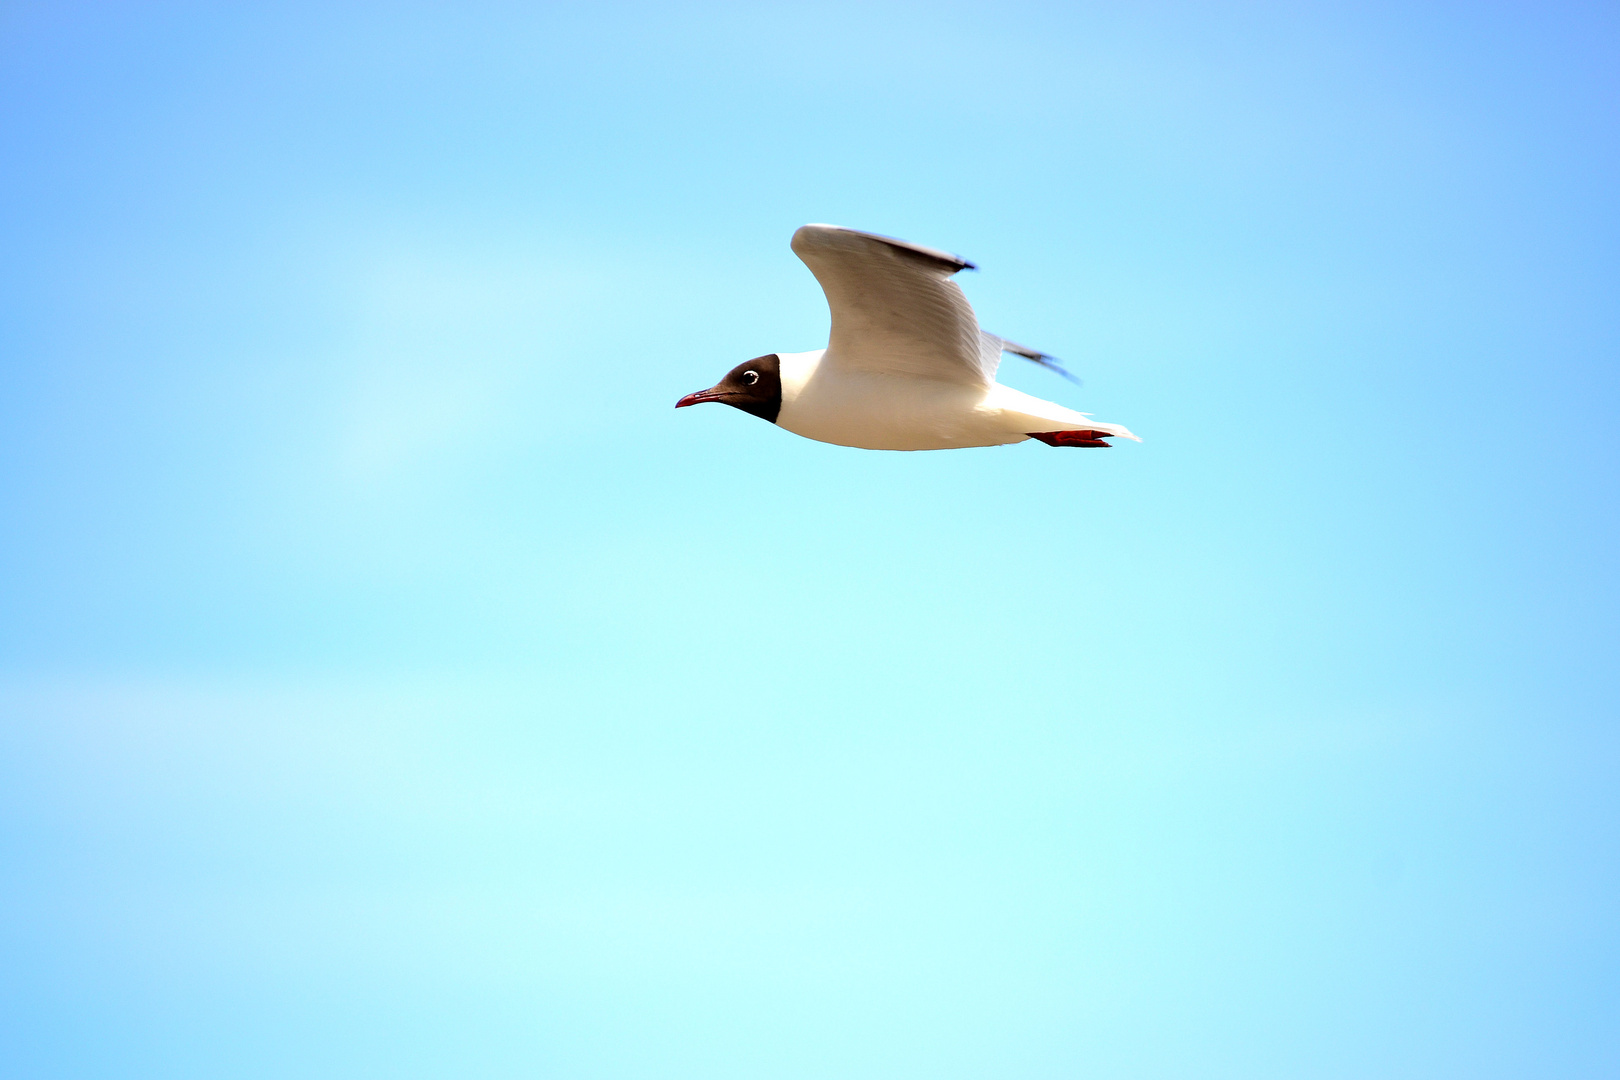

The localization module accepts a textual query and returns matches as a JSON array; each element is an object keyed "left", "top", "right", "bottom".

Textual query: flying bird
[{"left": 676, "top": 224, "right": 1140, "bottom": 451}]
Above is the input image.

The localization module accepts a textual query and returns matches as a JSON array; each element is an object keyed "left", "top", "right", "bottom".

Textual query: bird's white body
[{"left": 775, "top": 348, "right": 1131, "bottom": 451}]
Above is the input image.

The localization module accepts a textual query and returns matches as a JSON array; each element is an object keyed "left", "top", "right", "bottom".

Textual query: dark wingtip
[
  {"left": 1046, "top": 361, "right": 1083, "bottom": 386},
  {"left": 1029, "top": 353, "right": 1083, "bottom": 386},
  {"left": 994, "top": 337, "right": 1083, "bottom": 385}
]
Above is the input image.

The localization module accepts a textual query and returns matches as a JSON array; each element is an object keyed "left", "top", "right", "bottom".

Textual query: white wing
[{"left": 791, "top": 224, "right": 993, "bottom": 387}]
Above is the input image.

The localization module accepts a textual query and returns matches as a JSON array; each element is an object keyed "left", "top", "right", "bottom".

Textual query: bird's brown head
[{"left": 675, "top": 354, "right": 782, "bottom": 423}]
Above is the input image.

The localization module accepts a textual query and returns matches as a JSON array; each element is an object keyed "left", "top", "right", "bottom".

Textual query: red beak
[{"left": 675, "top": 387, "right": 727, "bottom": 408}]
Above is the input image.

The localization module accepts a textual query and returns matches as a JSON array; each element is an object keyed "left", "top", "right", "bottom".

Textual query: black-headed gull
[{"left": 676, "top": 224, "right": 1140, "bottom": 451}]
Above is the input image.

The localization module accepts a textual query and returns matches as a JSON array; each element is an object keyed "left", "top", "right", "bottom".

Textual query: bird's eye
[{"left": 742, "top": 370, "right": 759, "bottom": 385}]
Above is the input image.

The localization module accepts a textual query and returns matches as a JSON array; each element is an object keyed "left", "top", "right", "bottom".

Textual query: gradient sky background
[{"left": 2, "top": 2, "right": 1618, "bottom": 1077}]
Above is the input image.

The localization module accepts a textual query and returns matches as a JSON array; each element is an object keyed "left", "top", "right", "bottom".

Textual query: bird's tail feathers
[{"left": 1068, "top": 419, "right": 1141, "bottom": 442}]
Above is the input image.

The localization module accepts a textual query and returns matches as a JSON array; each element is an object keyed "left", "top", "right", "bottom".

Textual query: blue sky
[{"left": 2, "top": 2, "right": 1617, "bottom": 1077}]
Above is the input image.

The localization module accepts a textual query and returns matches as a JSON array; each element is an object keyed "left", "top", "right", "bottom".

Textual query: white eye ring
[{"left": 742, "top": 370, "right": 759, "bottom": 385}]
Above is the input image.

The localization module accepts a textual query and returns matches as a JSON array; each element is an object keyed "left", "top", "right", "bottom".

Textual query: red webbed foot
[{"left": 1026, "top": 430, "right": 1114, "bottom": 448}]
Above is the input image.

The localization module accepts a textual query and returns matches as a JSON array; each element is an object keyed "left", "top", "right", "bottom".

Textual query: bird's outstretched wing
[{"left": 791, "top": 224, "right": 992, "bottom": 387}]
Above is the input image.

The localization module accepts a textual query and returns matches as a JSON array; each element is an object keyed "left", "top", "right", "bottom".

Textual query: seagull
[{"left": 676, "top": 224, "right": 1140, "bottom": 451}]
